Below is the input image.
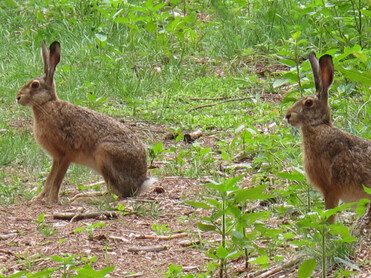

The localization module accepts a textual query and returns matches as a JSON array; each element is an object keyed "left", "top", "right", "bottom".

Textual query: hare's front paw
[{"left": 31, "top": 190, "right": 47, "bottom": 202}]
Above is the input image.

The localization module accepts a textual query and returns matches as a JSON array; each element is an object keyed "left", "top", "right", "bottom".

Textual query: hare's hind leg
[
  {"left": 324, "top": 192, "right": 340, "bottom": 224},
  {"left": 95, "top": 143, "right": 146, "bottom": 198},
  {"left": 32, "top": 157, "right": 70, "bottom": 203}
]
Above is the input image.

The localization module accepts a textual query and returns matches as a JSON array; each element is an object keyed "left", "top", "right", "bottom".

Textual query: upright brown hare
[
  {"left": 285, "top": 52, "right": 371, "bottom": 223},
  {"left": 17, "top": 41, "right": 153, "bottom": 203}
]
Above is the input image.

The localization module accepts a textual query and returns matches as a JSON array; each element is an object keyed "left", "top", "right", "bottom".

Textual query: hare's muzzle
[{"left": 16, "top": 92, "right": 27, "bottom": 106}]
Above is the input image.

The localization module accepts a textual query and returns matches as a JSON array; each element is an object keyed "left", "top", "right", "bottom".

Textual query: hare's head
[
  {"left": 286, "top": 52, "right": 334, "bottom": 128},
  {"left": 17, "top": 41, "right": 61, "bottom": 106}
]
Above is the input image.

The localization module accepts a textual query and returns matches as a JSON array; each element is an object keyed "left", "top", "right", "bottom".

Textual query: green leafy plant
[
  {"left": 187, "top": 175, "right": 275, "bottom": 277},
  {"left": 1, "top": 254, "right": 114, "bottom": 278},
  {"left": 74, "top": 222, "right": 106, "bottom": 241},
  {"left": 152, "top": 223, "right": 171, "bottom": 236},
  {"left": 36, "top": 213, "right": 56, "bottom": 237}
]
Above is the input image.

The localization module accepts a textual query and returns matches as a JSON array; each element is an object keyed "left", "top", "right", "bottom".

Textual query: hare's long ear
[
  {"left": 318, "top": 54, "right": 334, "bottom": 92},
  {"left": 318, "top": 54, "right": 334, "bottom": 107},
  {"left": 45, "top": 41, "right": 61, "bottom": 85},
  {"left": 308, "top": 51, "right": 322, "bottom": 93},
  {"left": 41, "top": 40, "right": 49, "bottom": 75}
]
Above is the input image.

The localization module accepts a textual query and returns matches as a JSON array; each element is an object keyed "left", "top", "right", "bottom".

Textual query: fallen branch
[
  {"left": 123, "top": 272, "right": 144, "bottom": 277},
  {"left": 128, "top": 245, "right": 167, "bottom": 252},
  {"left": 0, "top": 249, "right": 18, "bottom": 258},
  {"left": 0, "top": 233, "right": 18, "bottom": 240},
  {"left": 188, "top": 96, "right": 254, "bottom": 112},
  {"left": 84, "top": 180, "right": 106, "bottom": 188},
  {"left": 70, "top": 191, "right": 107, "bottom": 202},
  {"left": 158, "top": 233, "right": 188, "bottom": 240},
  {"left": 134, "top": 232, "right": 188, "bottom": 240},
  {"left": 108, "top": 235, "right": 129, "bottom": 242},
  {"left": 184, "top": 130, "right": 203, "bottom": 143},
  {"left": 179, "top": 239, "right": 201, "bottom": 247},
  {"left": 251, "top": 254, "right": 306, "bottom": 278},
  {"left": 187, "top": 96, "right": 228, "bottom": 101},
  {"left": 53, "top": 211, "right": 118, "bottom": 221}
]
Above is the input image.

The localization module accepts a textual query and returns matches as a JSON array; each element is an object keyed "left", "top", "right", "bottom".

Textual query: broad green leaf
[
  {"left": 185, "top": 201, "right": 212, "bottom": 210},
  {"left": 197, "top": 223, "right": 216, "bottom": 231},
  {"left": 37, "top": 213, "right": 45, "bottom": 223},
  {"left": 363, "top": 185, "right": 371, "bottom": 195},
  {"left": 27, "top": 269, "right": 55, "bottom": 278},
  {"left": 328, "top": 223, "right": 356, "bottom": 242},
  {"left": 114, "top": 17, "right": 129, "bottom": 24},
  {"left": 5, "top": 271, "right": 27, "bottom": 278},
  {"left": 242, "top": 211, "right": 270, "bottom": 223},
  {"left": 220, "top": 151, "right": 231, "bottom": 162},
  {"left": 273, "top": 78, "right": 290, "bottom": 88},
  {"left": 324, "top": 202, "right": 356, "bottom": 219},
  {"left": 216, "top": 245, "right": 229, "bottom": 258},
  {"left": 338, "top": 67, "right": 371, "bottom": 87},
  {"left": 249, "top": 255, "right": 269, "bottom": 265},
  {"left": 356, "top": 198, "right": 370, "bottom": 217},
  {"left": 277, "top": 171, "right": 305, "bottom": 182},
  {"left": 279, "top": 59, "right": 296, "bottom": 67},
  {"left": 234, "top": 184, "right": 274, "bottom": 203},
  {"left": 291, "top": 31, "right": 301, "bottom": 40},
  {"left": 298, "top": 258, "right": 316, "bottom": 278},
  {"left": 146, "top": 21, "right": 157, "bottom": 33},
  {"left": 226, "top": 250, "right": 243, "bottom": 259},
  {"left": 72, "top": 265, "right": 115, "bottom": 278},
  {"left": 74, "top": 227, "right": 86, "bottom": 234}
]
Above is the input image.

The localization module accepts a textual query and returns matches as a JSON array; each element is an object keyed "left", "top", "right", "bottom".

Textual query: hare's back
[
  {"left": 330, "top": 131, "right": 371, "bottom": 200},
  {"left": 34, "top": 101, "right": 140, "bottom": 154}
]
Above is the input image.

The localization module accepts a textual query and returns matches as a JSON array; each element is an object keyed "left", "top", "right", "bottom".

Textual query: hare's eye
[
  {"left": 304, "top": 99, "right": 313, "bottom": 107},
  {"left": 31, "top": 81, "right": 40, "bottom": 89}
]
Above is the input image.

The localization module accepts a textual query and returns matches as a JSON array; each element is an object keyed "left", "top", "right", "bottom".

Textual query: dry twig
[
  {"left": 128, "top": 245, "right": 167, "bottom": 252},
  {"left": 188, "top": 96, "right": 254, "bottom": 112},
  {"left": 53, "top": 211, "right": 118, "bottom": 221}
]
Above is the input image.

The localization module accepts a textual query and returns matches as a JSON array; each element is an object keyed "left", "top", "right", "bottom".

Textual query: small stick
[
  {"left": 84, "top": 180, "right": 106, "bottom": 188},
  {"left": 0, "top": 233, "right": 18, "bottom": 240},
  {"left": 127, "top": 245, "right": 167, "bottom": 252},
  {"left": 53, "top": 211, "right": 118, "bottom": 221},
  {"left": 187, "top": 97, "right": 228, "bottom": 101},
  {"left": 134, "top": 233, "right": 188, "bottom": 240},
  {"left": 188, "top": 96, "right": 254, "bottom": 112},
  {"left": 70, "top": 191, "right": 107, "bottom": 202}
]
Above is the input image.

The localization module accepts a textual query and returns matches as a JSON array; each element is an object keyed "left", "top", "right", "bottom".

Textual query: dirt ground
[{"left": 0, "top": 121, "right": 370, "bottom": 277}]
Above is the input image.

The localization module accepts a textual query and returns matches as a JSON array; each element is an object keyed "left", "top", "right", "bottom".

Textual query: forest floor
[{"left": 0, "top": 122, "right": 370, "bottom": 278}]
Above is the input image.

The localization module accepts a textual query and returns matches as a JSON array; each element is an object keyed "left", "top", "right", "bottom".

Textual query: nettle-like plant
[{"left": 187, "top": 175, "right": 277, "bottom": 277}]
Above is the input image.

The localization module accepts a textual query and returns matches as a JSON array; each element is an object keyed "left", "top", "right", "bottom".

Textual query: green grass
[{"left": 0, "top": 0, "right": 370, "bottom": 277}]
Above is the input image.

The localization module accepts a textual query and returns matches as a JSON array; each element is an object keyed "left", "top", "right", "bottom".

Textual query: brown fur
[
  {"left": 285, "top": 52, "right": 371, "bottom": 223},
  {"left": 16, "top": 41, "right": 149, "bottom": 203}
]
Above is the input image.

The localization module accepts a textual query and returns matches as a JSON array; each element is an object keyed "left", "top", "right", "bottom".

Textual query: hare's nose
[
  {"left": 16, "top": 96, "right": 21, "bottom": 102},
  {"left": 285, "top": 112, "right": 291, "bottom": 121}
]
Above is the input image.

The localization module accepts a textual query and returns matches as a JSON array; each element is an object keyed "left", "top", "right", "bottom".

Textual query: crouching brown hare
[
  {"left": 285, "top": 52, "right": 371, "bottom": 223},
  {"left": 17, "top": 40, "right": 154, "bottom": 203}
]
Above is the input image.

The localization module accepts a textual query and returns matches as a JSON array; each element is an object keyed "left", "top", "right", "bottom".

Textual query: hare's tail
[{"left": 138, "top": 177, "right": 158, "bottom": 195}]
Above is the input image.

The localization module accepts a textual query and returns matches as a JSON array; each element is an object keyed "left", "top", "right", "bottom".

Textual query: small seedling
[
  {"left": 152, "top": 223, "right": 171, "bottom": 236},
  {"left": 74, "top": 222, "right": 106, "bottom": 240},
  {"left": 36, "top": 213, "right": 56, "bottom": 237}
]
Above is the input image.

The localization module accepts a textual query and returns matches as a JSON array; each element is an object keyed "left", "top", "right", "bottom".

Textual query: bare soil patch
[{"left": 0, "top": 178, "right": 212, "bottom": 277}]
